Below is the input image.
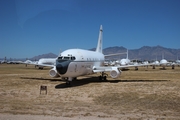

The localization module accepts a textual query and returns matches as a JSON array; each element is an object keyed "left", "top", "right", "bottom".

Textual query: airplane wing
[
  {"left": 36, "top": 63, "right": 54, "bottom": 68},
  {"left": 93, "top": 63, "right": 153, "bottom": 72},
  {"left": 20, "top": 61, "right": 54, "bottom": 68},
  {"left": 104, "top": 52, "right": 126, "bottom": 57},
  {"left": 93, "top": 63, "right": 154, "bottom": 78}
]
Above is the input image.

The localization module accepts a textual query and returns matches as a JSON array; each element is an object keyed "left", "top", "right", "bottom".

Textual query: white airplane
[
  {"left": 176, "top": 59, "right": 180, "bottom": 65},
  {"left": 7, "top": 60, "right": 22, "bottom": 64},
  {"left": 1, "top": 60, "right": 6, "bottom": 64},
  {"left": 115, "top": 50, "right": 141, "bottom": 70},
  {"left": 21, "top": 58, "right": 56, "bottom": 69},
  {"left": 38, "top": 25, "right": 152, "bottom": 84},
  {"left": 115, "top": 50, "right": 131, "bottom": 66},
  {"left": 1, "top": 57, "right": 7, "bottom": 64},
  {"left": 36, "top": 58, "right": 56, "bottom": 69},
  {"left": 175, "top": 55, "right": 180, "bottom": 66},
  {"left": 152, "top": 60, "right": 159, "bottom": 69},
  {"left": 117, "top": 49, "right": 131, "bottom": 66},
  {"left": 160, "top": 59, "right": 170, "bottom": 69},
  {"left": 23, "top": 60, "right": 34, "bottom": 64},
  {"left": 159, "top": 53, "right": 170, "bottom": 69}
]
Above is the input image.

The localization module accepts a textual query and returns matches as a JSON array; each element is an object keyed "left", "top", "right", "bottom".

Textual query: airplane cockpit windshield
[{"left": 58, "top": 56, "right": 76, "bottom": 61}]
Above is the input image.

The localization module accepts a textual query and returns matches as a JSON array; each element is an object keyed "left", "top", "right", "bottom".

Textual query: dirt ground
[{"left": 0, "top": 64, "right": 180, "bottom": 120}]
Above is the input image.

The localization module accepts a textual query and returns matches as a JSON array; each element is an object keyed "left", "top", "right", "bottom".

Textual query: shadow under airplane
[
  {"left": 20, "top": 76, "right": 169, "bottom": 89},
  {"left": 20, "top": 77, "right": 62, "bottom": 82},
  {"left": 54, "top": 77, "right": 169, "bottom": 89}
]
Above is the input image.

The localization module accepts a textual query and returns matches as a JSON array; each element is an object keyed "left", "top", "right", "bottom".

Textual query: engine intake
[
  {"left": 110, "top": 67, "right": 121, "bottom": 78},
  {"left": 49, "top": 67, "right": 60, "bottom": 78}
]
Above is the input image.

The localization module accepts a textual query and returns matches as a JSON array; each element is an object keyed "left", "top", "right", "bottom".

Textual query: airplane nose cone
[
  {"left": 56, "top": 60, "right": 71, "bottom": 75},
  {"left": 56, "top": 64, "right": 63, "bottom": 71},
  {"left": 56, "top": 64, "right": 66, "bottom": 75}
]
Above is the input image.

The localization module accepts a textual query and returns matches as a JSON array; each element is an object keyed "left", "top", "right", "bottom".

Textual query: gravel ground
[{"left": 0, "top": 64, "right": 180, "bottom": 120}]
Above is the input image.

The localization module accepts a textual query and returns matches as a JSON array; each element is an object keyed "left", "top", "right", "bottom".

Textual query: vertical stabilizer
[{"left": 96, "top": 25, "right": 103, "bottom": 53}]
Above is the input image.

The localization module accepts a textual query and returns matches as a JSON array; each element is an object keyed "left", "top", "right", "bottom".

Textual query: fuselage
[
  {"left": 153, "top": 60, "right": 159, "bottom": 65},
  {"left": 160, "top": 59, "right": 168, "bottom": 65},
  {"left": 38, "top": 58, "right": 56, "bottom": 65},
  {"left": 56, "top": 49, "right": 104, "bottom": 78},
  {"left": 119, "top": 58, "right": 131, "bottom": 66}
]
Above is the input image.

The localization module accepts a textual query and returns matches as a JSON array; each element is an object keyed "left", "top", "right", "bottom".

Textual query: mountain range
[
  {"left": 103, "top": 46, "right": 180, "bottom": 61},
  {"left": 1, "top": 46, "right": 180, "bottom": 61}
]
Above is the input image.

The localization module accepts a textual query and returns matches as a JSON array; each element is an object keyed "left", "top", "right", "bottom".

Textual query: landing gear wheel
[
  {"left": 99, "top": 72, "right": 108, "bottom": 81},
  {"left": 99, "top": 76, "right": 102, "bottom": 80},
  {"left": 66, "top": 81, "right": 71, "bottom": 85},
  {"left": 103, "top": 76, "right": 107, "bottom": 81}
]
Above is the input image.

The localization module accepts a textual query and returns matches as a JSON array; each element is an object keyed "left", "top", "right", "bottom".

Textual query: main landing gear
[
  {"left": 99, "top": 72, "right": 108, "bottom": 81},
  {"left": 61, "top": 77, "right": 72, "bottom": 85}
]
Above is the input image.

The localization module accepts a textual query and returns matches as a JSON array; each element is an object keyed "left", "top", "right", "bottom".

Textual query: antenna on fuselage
[
  {"left": 58, "top": 49, "right": 62, "bottom": 56},
  {"left": 96, "top": 25, "right": 103, "bottom": 53}
]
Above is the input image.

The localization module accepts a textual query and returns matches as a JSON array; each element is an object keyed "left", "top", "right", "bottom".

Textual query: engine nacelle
[
  {"left": 110, "top": 67, "right": 121, "bottom": 79},
  {"left": 49, "top": 67, "right": 60, "bottom": 78}
]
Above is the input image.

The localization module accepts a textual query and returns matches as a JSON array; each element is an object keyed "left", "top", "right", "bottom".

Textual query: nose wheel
[
  {"left": 66, "top": 81, "right": 71, "bottom": 85},
  {"left": 61, "top": 77, "right": 72, "bottom": 85}
]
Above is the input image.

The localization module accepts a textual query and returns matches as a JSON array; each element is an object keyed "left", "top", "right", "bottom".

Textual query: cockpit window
[
  {"left": 71, "top": 57, "right": 76, "bottom": 60},
  {"left": 64, "top": 57, "right": 70, "bottom": 60},
  {"left": 58, "top": 56, "right": 76, "bottom": 60},
  {"left": 58, "top": 57, "right": 63, "bottom": 60}
]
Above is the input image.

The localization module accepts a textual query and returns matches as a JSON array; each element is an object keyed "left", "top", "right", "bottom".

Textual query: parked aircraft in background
[
  {"left": 36, "top": 58, "right": 56, "bottom": 69},
  {"left": 1, "top": 60, "right": 6, "bottom": 64},
  {"left": 116, "top": 49, "right": 131, "bottom": 66},
  {"left": 0, "top": 57, "right": 7, "bottom": 64},
  {"left": 7, "top": 60, "right": 23, "bottom": 64},
  {"left": 159, "top": 53, "right": 170, "bottom": 69},
  {"left": 0, "top": 57, "right": 26, "bottom": 64},
  {"left": 23, "top": 60, "right": 34, "bottom": 64},
  {"left": 150, "top": 55, "right": 176, "bottom": 69},
  {"left": 175, "top": 55, "right": 180, "bottom": 66},
  {"left": 159, "top": 59, "right": 168, "bottom": 69},
  {"left": 152, "top": 60, "right": 160, "bottom": 69},
  {"left": 21, "top": 58, "right": 56, "bottom": 69},
  {"left": 176, "top": 59, "right": 180, "bottom": 65}
]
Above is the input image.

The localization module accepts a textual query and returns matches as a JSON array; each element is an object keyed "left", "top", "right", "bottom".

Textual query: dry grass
[{"left": 0, "top": 64, "right": 180, "bottom": 119}]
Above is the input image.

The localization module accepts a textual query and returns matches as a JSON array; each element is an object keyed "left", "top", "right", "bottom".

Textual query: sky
[{"left": 0, "top": 0, "right": 180, "bottom": 58}]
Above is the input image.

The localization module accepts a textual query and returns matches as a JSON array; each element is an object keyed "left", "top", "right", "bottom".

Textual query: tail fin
[{"left": 96, "top": 25, "right": 103, "bottom": 53}]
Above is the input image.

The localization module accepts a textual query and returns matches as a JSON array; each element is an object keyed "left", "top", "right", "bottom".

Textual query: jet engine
[
  {"left": 49, "top": 67, "right": 60, "bottom": 78},
  {"left": 110, "top": 67, "right": 121, "bottom": 78}
]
